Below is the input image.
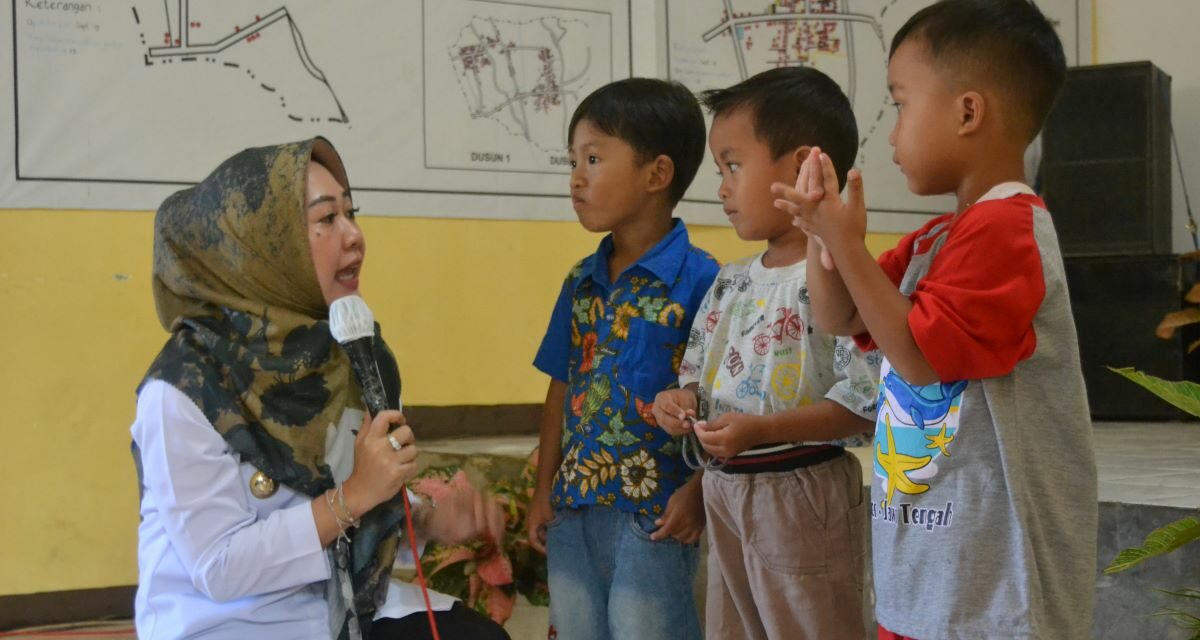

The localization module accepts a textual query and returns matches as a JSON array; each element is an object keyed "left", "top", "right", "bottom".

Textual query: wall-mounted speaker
[{"left": 1042, "top": 61, "right": 1172, "bottom": 257}]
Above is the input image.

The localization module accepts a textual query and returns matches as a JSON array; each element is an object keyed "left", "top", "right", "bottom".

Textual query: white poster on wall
[
  {"left": 0, "top": 0, "right": 630, "bottom": 219},
  {"left": 0, "top": 0, "right": 1088, "bottom": 231},
  {"left": 665, "top": 0, "right": 1090, "bottom": 231}
]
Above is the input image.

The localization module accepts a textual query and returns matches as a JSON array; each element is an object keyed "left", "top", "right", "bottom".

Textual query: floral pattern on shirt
[{"left": 534, "top": 221, "right": 719, "bottom": 515}]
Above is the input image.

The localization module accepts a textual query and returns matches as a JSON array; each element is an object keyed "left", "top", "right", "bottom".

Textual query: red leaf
[
  {"left": 1156, "top": 308, "right": 1200, "bottom": 339},
  {"left": 486, "top": 586, "right": 516, "bottom": 623},
  {"left": 410, "top": 476, "right": 454, "bottom": 503},
  {"left": 477, "top": 552, "right": 514, "bottom": 586},
  {"left": 1186, "top": 283, "right": 1200, "bottom": 304},
  {"left": 430, "top": 546, "right": 475, "bottom": 575}
]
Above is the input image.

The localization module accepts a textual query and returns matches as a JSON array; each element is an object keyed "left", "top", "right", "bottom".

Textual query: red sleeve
[
  {"left": 853, "top": 216, "right": 946, "bottom": 352},
  {"left": 908, "top": 197, "right": 1044, "bottom": 381}
]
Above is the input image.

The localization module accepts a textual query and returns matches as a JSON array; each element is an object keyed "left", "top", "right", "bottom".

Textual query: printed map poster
[
  {"left": 667, "top": 0, "right": 1089, "bottom": 230},
  {"left": 0, "top": 0, "right": 631, "bottom": 219}
]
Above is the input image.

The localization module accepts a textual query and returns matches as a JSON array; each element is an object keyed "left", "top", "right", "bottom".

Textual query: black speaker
[
  {"left": 1042, "top": 61, "right": 1172, "bottom": 257},
  {"left": 1065, "top": 255, "right": 1199, "bottom": 420}
]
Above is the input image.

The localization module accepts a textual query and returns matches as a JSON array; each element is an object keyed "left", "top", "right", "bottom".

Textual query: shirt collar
[
  {"left": 582, "top": 218, "right": 690, "bottom": 288},
  {"left": 974, "top": 181, "right": 1036, "bottom": 204}
]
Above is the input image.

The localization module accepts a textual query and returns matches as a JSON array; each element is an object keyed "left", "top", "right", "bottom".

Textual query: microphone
[
  {"left": 329, "top": 296, "right": 439, "bottom": 637},
  {"left": 328, "top": 295, "right": 398, "bottom": 416}
]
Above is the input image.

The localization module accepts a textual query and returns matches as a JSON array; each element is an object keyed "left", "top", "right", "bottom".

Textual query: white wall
[{"left": 1096, "top": 0, "right": 1200, "bottom": 254}]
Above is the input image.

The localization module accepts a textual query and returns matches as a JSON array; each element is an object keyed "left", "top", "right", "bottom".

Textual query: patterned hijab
[{"left": 140, "top": 137, "right": 402, "bottom": 638}]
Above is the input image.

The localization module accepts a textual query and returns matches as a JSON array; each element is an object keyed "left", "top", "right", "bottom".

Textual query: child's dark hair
[
  {"left": 700, "top": 67, "right": 858, "bottom": 190},
  {"left": 890, "top": 0, "right": 1066, "bottom": 141},
  {"left": 568, "top": 78, "right": 706, "bottom": 206}
]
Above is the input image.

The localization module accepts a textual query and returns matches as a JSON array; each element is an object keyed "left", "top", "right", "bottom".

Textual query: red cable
[{"left": 401, "top": 487, "right": 440, "bottom": 640}]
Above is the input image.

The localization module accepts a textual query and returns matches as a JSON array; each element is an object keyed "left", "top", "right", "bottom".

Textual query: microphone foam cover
[{"left": 328, "top": 295, "right": 375, "bottom": 344}]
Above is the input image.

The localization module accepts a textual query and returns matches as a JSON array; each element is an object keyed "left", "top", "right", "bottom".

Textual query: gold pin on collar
[{"left": 249, "top": 471, "right": 278, "bottom": 499}]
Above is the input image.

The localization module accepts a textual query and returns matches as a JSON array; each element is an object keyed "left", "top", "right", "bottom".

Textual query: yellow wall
[{"left": 0, "top": 208, "right": 899, "bottom": 595}]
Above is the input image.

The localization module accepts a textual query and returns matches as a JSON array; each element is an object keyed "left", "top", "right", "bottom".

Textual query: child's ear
[
  {"left": 958, "top": 91, "right": 985, "bottom": 135},
  {"left": 645, "top": 154, "right": 676, "bottom": 196},
  {"left": 792, "top": 146, "right": 813, "bottom": 175}
]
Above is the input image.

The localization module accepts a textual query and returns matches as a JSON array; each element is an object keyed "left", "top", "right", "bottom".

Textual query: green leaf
[
  {"left": 637, "top": 295, "right": 667, "bottom": 323},
  {"left": 1148, "top": 607, "right": 1200, "bottom": 636},
  {"left": 612, "top": 397, "right": 643, "bottom": 446},
  {"left": 423, "top": 559, "right": 471, "bottom": 597},
  {"left": 601, "top": 412, "right": 639, "bottom": 447},
  {"left": 1151, "top": 589, "right": 1200, "bottom": 637},
  {"left": 597, "top": 417, "right": 638, "bottom": 448},
  {"left": 579, "top": 376, "right": 612, "bottom": 427},
  {"left": 572, "top": 297, "right": 592, "bottom": 326},
  {"left": 1158, "top": 588, "right": 1200, "bottom": 602},
  {"left": 1104, "top": 517, "right": 1200, "bottom": 574},
  {"left": 1108, "top": 367, "right": 1200, "bottom": 418},
  {"left": 525, "top": 588, "right": 551, "bottom": 607},
  {"left": 609, "top": 411, "right": 625, "bottom": 433}
]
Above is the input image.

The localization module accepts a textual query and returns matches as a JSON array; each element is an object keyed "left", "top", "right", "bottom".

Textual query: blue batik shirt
[{"left": 534, "top": 219, "right": 719, "bottom": 516}]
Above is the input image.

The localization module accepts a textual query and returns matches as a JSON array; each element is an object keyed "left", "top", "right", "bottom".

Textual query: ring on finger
[{"left": 387, "top": 434, "right": 403, "bottom": 452}]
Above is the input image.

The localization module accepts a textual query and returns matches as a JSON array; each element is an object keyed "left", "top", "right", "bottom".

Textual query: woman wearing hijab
[{"left": 132, "top": 138, "right": 509, "bottom": 639}]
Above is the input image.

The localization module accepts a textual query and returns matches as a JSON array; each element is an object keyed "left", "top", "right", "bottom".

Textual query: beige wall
[
  {"left": 0, "top": 204, "right": 897, "bottom": 595},
  {"left": 9, "top": 0, "right": 1196, "bottom": 600}
]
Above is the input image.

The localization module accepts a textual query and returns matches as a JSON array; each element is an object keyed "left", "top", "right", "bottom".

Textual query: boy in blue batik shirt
[{"left": 527, "top": 78, "right": 719, "bottom": 640}]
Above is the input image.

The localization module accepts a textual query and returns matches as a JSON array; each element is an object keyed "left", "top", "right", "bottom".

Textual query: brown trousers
[{"left": 702, "top": 452, "right": 867, "bottom": 640}]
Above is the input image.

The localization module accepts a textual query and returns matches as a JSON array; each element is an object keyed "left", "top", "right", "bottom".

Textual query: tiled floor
[
  {"left": 1092, "top": 421, "right": 1200, "bottom": 509},
  {"left": 8, "top": 423, "right": 1195, "bottom": 638},
  {"left": 0, "top": 622, "right": 134, "bottom": 638},
  {"left": 423, "top": 420, "right": 1200, "bottom": 508}
]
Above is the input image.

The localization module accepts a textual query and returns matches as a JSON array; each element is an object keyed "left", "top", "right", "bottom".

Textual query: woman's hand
[
  {"left": 342, "top": 410, "right": 418, "bottom": 519},
  {"left": 422, "top": 483, "right": 506, "bottom": 547}
]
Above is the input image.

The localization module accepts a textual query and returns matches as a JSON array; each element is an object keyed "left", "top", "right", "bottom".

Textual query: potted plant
[
  {"left": 1103, "top": 368, "right": 1200, "bottom": 636},
  {"left": 403, "top": 448, "right": 549, "bottom": 624}
]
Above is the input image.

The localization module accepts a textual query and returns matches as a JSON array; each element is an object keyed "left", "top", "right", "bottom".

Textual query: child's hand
[
  {"left": 771, "top": 147, "right": 867, "bottom": 254},
  {"left": 694, "top": 413, "right": 765, "bottom": 459},
  {"left": 809, "top": 234, "right": 836, "bottom": 271},
  {"left": 526, "top": 487, "right": 554, "bottom": 554},
  {"left": 652, "top": 388, "right": 699, "bottom": 436},
  {"left": 650, "top": 472, "right": 705, "bottom": 544}
]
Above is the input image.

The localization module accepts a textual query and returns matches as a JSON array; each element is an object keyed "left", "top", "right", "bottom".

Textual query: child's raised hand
[
  {"left": 810, "top": 234, "right": 836, "bottom": 272},
  {"left": 652, "top": 388, "right": 699, "bottom": 436},
  {"left": 771, "top": 147, "right": 868, "bottom": 256},
  {"left": 772, "top": 145, "right": 826, "bottom": 231}
]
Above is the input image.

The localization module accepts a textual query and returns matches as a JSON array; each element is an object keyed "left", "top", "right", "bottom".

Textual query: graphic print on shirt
[
  {"left": 751, "top": 306, "right": 804, "bottom": 355},
  {"left": 872, "top": 359, "right": 965, "bottom": 531},
  {"left": 736, "top": 363, "right": 768, "bottom": 401}
]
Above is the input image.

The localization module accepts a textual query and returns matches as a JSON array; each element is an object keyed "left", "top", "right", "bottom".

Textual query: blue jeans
[{"left": 546, "top": 505, "right": 701, "bottom": 640}]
